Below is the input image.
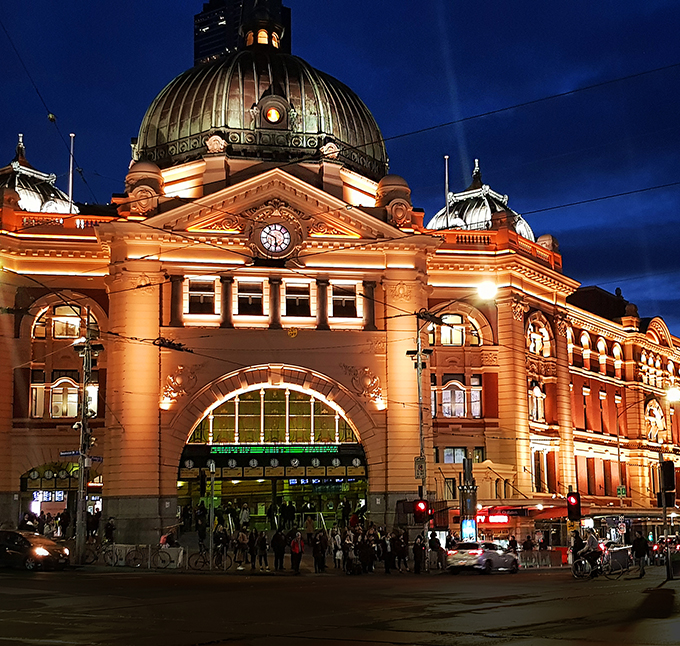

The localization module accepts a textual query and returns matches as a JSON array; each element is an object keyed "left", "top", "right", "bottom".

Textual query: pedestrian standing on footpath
[
  {"left": 256, "top": 531, "right": 269, "bottom": 571},
  {"left": 290, "top": 531, "right": 304, "bottom": 574},
  {"left": 271, "top": 529, "right": 286, "bottom": 571},
  {"left": 413, "top": 534, "right": 425, "bottom": 574},
  {"left": 631, "top": 531, "right": 649, "bottom": 578}
]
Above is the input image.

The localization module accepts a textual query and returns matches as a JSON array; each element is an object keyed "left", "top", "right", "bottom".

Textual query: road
[{"left": 0, "top": 563, "right": 678, "bottom": 646}]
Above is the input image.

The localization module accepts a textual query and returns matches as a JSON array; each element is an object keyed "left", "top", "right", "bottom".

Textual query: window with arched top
[
  {"left": 596, "top": 338, "right": 607, "bottom": 374},
  {"left": 246, "top": 31, "right": 254, "bottom": 46},
  {"left": 528, "top": 382, "right": 546, "bottom": 422},
  {"left": 669, "top": 361, "right": 676, "bottom": 385},
  {"left": 432, "top": 314, "right": 482, "bottom": 347},
  {"left": 257, "top": 29, "right": 268, "bottom": 45},
  {"left": 32, "top": 304, "right": 99, "bottom": 340},
  {"left": 50, "top": 378, "right": 79, "bottom": 418},
  {"left": 271, "top": 32, "right": 280, "bottom": 48},
  {"left": 613, "top": 344, "right": 623, "bottom": 379},
  {"left": 527, "top": 321, "right": 551, "bottom": 357},
  {"left": 580, "top": 332, "right": 591, "bottom": 369},
  {"left": 566, "top": 327, "right": 574, "bottom": 364}
]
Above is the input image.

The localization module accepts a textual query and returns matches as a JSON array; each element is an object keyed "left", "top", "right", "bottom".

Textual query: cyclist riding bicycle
[{"left": 578, "top": 528, "right": 601, "bottom": 576}]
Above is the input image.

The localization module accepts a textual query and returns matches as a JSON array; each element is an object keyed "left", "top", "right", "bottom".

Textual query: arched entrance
[{"left": 177, "top": 379, "right": 369, "bottom": 531}]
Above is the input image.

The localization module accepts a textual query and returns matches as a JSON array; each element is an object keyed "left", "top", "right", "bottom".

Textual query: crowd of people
[
  {"left": 14, "top": 508, "right": 115, "bottom": 543},
  {"left": 206, "top": 514, "right": 441, "bottom": 575}
]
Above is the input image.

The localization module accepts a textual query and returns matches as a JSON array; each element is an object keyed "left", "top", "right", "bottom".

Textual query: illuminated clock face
[{"left": 261, "top": 223, "right": 291, "bottom": 253}]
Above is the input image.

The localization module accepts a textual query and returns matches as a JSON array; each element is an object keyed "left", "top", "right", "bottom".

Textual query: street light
[
  {"left": 72, "top": 307, "right": 104, "bottom": 565},
  {"left": 407, "top": 282, "right": 497, "bottom": 558}
]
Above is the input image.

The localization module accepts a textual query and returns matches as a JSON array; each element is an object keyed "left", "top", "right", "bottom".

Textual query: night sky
[{"left": 1, "top": 1, "right": 679, "bottom": 329}]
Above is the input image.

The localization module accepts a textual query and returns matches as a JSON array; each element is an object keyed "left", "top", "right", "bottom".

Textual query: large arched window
[
  {"left": 432, "top": 314, "right": 482, "bottom": 347},
  {"left": 596, "top": 338, "right": 607, "bottom": 374},
  {"left": 188, "top": 385, "right": 358, "bottom": 445},
  {"left": 32, "top": 304, "right": 100, "bottom": 340},
  {"left": 527, "top": 320, "right": 551, "bottom": 357}
]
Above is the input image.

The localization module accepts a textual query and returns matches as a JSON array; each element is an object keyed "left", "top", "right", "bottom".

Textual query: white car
[{"left": 446, "top": 541, "right": 519, "bottom": 574}]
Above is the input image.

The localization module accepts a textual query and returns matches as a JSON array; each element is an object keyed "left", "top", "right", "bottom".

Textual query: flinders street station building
[{"left": 1, "top": 1, "right": 679, "bottom": 544}]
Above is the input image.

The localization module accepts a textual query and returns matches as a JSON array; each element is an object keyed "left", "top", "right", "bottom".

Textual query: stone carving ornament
[
  {"left": 163, "top": 364, "right": 201, "bottom": 403},
  {"left": 206, "top": 135, "right": 227, "bottom": 153},
  {"left": 511, "top": 294, "right": 530, "bottom": 322},
  {"left": 340, "top": 364, "right": 383, "bottom": 403},
  {"left": 389, "top": 282, "right": 412, "bottom": 303}
]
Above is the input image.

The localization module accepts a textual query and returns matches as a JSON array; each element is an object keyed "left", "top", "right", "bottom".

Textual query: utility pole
[{"left": 73, "top": 308, "right": 104, "bottom": 564}]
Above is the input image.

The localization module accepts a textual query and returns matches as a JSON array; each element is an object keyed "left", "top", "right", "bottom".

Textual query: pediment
[{"left": 145, "top": 168, "right": 404, "bottom": 243}]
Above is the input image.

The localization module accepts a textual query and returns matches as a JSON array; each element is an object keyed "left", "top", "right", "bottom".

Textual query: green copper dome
[{"left": 135, "top": 48, "right": 388, "bottom": 182}]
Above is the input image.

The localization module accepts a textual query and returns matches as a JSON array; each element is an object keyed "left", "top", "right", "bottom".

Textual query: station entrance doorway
[{"left": 177, "top": 383, "right": 369, "bottom": 532}]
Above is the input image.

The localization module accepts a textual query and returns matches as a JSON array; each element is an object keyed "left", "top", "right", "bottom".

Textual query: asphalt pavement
[{"left": 0, "top": 561, "right": 677, "bottom": 646}]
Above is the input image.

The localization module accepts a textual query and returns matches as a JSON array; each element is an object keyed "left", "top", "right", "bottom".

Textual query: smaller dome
[
  {"left": 0, "top": 135, "right": 77, "bottom": 214},
  {"left": 128, "top": 160, "right": 161, "bottom": 174},
  {"left": 427, "top": 160, "right": 534, "bottom": 242},
  {"left": 378, "top": 174, "right": 409, "bottom": 189}
]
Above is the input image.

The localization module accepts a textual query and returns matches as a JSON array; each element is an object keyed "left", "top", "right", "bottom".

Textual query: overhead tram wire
[{"left": 0, "top": 17, "right": 99, "bottom": 204}]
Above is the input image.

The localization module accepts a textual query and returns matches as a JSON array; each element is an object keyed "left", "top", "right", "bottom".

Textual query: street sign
[
  {"left": 90, "top": 456, "right": 104, "bottom": 463},
  {"left": 617, "top": 486, "right": 626, "bottom": 497},
  {"left": 59, "top": 450, "right": 80, "bottom": 457},
  {"left": 414, "top": 456, "right": 425, "bottom": 480}
]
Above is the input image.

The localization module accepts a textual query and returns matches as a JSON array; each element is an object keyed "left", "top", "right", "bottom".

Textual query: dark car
[{"left": 0, "top": 530, "right": 70, "bottom": 570}]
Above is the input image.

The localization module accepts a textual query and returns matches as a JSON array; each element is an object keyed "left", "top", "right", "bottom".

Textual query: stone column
[
  {"left": 362, "top": 281, "right": 377, "bottom": 331},
  {"left": 554, "top": 312, "right": 576, "bottom": 493},
  {"left": 316, "top": 279, "right": 330, "bottom": 330},
  {"left": 494, "top": 290, "right": 532, "bottom": 496},
  {"left": 219, "top": 276, "right": 234, "bottom": 328},
  {"left": 269, "top": 277, "right": 282, "bottom": 329},
  {"left": 104, "top": 264, "right": 166, "bottom": 543},
  {"left": 382, "top": 271, "right": 427, "bottom": 512},
  {"left": 169, "top": 275, "right": 184, "bottom": 327}
]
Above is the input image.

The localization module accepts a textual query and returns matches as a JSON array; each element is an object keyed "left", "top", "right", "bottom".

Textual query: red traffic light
[
  {"left": 566, "top": 491, "right": 581, "bottom": 521},
  {"left": 413, "top": 499, "right": 429, "bottom": 523}
]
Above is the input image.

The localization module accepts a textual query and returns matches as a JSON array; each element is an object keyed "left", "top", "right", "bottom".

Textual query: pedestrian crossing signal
[
  {"left": 413, "top": 499, "right": 428, "bottom": 524},
  {"left": 566, "top": 492, "right": 581, "bottom": 521}
]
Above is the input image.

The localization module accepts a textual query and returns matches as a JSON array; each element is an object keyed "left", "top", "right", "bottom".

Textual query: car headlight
[
  {"left": 34, "top": 547, "right": 50, "bottom": 557},
  {"left": 63, "top": 547, "right": 70, "bottom": 556}
]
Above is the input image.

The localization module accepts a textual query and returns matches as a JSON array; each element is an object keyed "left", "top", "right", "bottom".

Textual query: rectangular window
[
  {"left": 442, "top": 387, "right": 465, "bottom": 418},
  {"left": 430, "top": 389, "right": 437, "bottom": 418},
  {"left": 472, "top": 447, "right": 485, "bottom": 463},
  {"left": 237, "top": 282, "right": 263, "bottom": 316},
  {"left": 284, "top": 283, "right": 311, "bottom": 317},
  {"left": 30, "top": 386, "right": 45, "bottom": 418},
  {"left": 470, "top": 375, "right": 482, "bottom": 418},
  {"left": 188, "top": 278, "right": 216, "bottom": 314},
  {"left": 443, "top": 447, "right": 467, "bottom": 464},
  {"left": 51, "top": 384, "right": 79, "bottom": 418},
  {"left": 444, "top": 478, "right": 457, "bottom": 500},
  {"left": 53, "top": 305, "right": 81, "bottom": 338},
  {"left": 331, "top": 284, "right": 357, "bottom": 318}
]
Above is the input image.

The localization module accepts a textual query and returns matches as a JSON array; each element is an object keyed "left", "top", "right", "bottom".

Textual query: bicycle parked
[
  {"left": 83, "top": 540, "right": 115, "bottom": 566},
  {"left": 188, "top": 542, "right": 232, "bottom": 571},
  {"left": 572, "top": 546, "right": 634, "bottom": 580},
  {"left": 124, "top": 544, "right": 175, "bottom": 569}
]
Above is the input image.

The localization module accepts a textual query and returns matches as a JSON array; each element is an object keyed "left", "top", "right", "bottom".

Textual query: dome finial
[
  {"left": 13, "top": 133, "right": 30, "bottom": 167},
  {"left": 465, "top": 158, "right": 483, "bottom": 191},
  {"left": 240, "top": 0, "right": 285, "bottom": 49}
]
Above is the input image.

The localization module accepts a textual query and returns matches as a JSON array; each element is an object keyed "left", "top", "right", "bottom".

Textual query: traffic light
[
  {"left": 413, "top": 499, "right": 428, "bottom": 524},
  {"left": 566, "top": 491, "right": 582, "bottom": 521},
  {"left": 661, "top": 461, "right": 676, "bottom": 492}
]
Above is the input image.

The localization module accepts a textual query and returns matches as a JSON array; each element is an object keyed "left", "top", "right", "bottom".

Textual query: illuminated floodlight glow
[
  {"left": 667, "top": 386, "right": 680, "bottom": 402},
  {"left": 477, "top": 281, "right": 498, "bottom": 300},
  {"left": 536, "top": 503, "right": 544, "bottom": 510}
]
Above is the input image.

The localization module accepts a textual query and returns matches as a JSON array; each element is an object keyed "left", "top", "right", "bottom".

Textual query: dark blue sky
[{"left": 1, "top": 1, "right": 679, "bottom": 329}]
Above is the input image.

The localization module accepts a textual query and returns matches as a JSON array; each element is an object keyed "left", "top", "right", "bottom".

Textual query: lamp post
[
  {"left": 406, "top": 282, "right": 497, "bottom": 566},
  {"left": 72, "top": 307, "right": 104, "bottom": 565}
]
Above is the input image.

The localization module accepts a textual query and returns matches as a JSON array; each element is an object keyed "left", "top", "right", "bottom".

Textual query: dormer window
[{"left": 258, "top": 29, "right": 268, "bottom": 45}]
